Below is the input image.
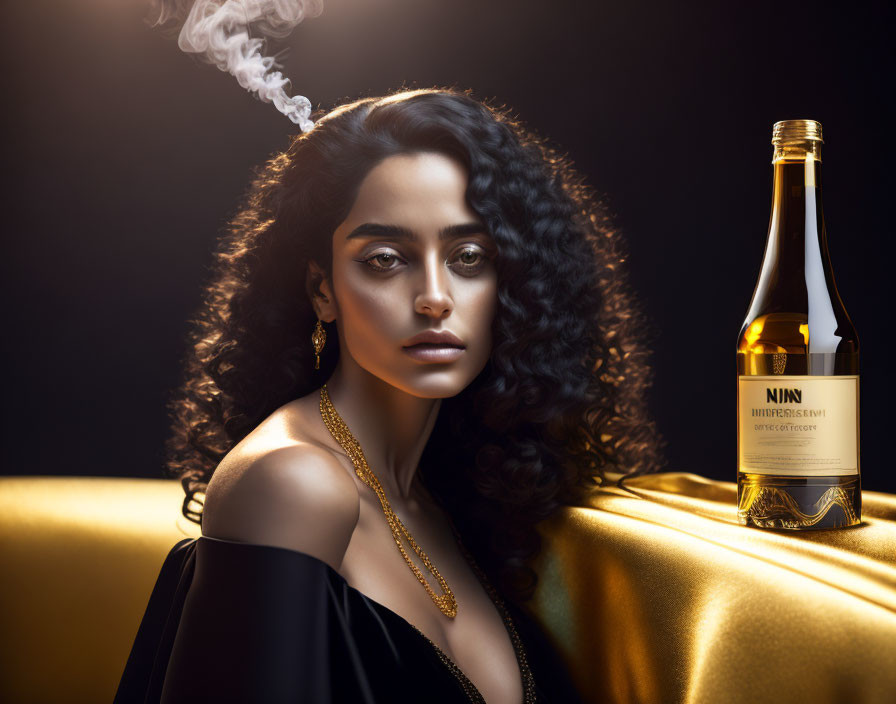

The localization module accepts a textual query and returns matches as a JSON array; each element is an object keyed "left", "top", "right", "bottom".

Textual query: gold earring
[{"left": 311, "top": 319, "right": 326, "bottom": 370}]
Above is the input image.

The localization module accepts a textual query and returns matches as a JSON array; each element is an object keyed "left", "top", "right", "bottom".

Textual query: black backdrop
[{"left": 3, "top": 0, "right": 893, "bottom": 493}]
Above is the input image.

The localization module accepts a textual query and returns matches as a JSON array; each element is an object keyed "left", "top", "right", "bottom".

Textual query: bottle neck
[
  {"left": 760, "top": 140, "right": 843, "bottom": 353},
  {"left": 768, "top": 143, "right": 824, "bottom": 249}
]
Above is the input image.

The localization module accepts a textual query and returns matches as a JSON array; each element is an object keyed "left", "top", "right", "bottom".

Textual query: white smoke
[{"left": 149, "top": 0, "right": 324, "bottom": 131}]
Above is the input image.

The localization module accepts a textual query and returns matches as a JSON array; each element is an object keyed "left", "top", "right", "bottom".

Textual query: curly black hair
[{"left": 165, "top": 87, "right": 665, "bottom": 603}]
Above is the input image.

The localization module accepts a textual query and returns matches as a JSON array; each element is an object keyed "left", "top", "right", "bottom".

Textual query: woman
[{"left": 115, "top": 87, "right": 663, "bottom": 703}]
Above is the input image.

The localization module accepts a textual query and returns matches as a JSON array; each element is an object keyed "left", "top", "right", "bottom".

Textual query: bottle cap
[{"left": 772, "top": 120, "right": 824, "bottom": 144}]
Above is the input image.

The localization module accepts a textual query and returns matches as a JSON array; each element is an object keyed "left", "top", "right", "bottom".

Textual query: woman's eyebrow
[{"left": 345, "top": 222, "right": 488, "bottom": 242}]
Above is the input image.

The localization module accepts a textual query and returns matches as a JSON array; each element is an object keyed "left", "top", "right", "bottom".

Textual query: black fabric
[{"left": 114, "top": 536, "right": 585, "bottom": 703}]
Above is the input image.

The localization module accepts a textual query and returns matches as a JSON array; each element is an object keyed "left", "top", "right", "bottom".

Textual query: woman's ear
[{"left": 306, "top": 260, "right": 337, "bottom": 323}]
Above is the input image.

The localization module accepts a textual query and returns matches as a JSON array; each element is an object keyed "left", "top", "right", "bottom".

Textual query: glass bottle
[{"left": 736, "top": 119, "right": 860, "bottom": 530}]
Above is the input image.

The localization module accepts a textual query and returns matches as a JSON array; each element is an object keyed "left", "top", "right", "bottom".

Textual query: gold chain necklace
[{"left": 318, "top": 383, "right": 458, "bottom": 619}]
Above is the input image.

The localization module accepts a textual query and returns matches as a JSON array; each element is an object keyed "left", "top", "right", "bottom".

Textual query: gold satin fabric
[
  {"left": 0, "top": 476, "right": 200, "bottom": 704},
  {"left": 526, "top": 472, "right": 896, "bottom": 704},
  {"left": 1, "top": 474, "right": 893, "bottom": 703}
]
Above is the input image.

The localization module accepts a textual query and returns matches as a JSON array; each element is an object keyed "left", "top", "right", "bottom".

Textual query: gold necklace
[{"left": 318, "top": 383, "right": 458, "bottom": 619}]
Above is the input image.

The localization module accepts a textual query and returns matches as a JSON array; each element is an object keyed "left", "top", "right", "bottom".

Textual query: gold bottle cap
[{"left": 772, "top": 119, "right": 823, "bottom": 144}]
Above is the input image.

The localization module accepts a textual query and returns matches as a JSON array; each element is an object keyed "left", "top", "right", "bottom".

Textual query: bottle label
[{"left": 737, "top": 375, "right": 859, "bottom": 476}]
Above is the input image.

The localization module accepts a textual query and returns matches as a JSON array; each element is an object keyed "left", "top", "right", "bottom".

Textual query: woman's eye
[
  {"left": 451, "top": 248, "right": 487, "bottom": 273},
  {"left": 363, "top": 251, "right": 404, "bottom": 272}
]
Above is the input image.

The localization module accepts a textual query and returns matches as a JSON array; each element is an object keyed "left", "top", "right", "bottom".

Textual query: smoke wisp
[{"left": 148, "top": 0, "right": 324, "bottom": 130}]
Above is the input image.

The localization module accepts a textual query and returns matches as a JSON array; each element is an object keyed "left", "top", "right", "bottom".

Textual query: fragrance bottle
[{"left": 736, "top": 119, "right": 860, "bottom": 530}]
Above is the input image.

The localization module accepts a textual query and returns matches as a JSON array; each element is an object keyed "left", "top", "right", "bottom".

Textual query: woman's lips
[{"left": 401, "top": 343, "right": 465, "bottom": 362}]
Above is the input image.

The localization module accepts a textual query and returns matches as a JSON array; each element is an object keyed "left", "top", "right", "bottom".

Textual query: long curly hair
[{"left": 165, "top": 87, "right": 665, "bottom": 603}]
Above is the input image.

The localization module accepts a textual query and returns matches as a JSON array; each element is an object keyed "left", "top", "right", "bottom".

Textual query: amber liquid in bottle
[{"left": 736, "top": 120, "right": 861, "bottom": 530}]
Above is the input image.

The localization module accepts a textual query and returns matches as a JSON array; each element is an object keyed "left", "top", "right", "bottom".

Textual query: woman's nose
[{"left": 414, "top": 251, "right": 453, "bottom": 319}]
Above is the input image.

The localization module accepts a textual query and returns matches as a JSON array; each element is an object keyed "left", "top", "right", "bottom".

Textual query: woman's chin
[{"left": 391, "top": 370, "right": 476, "bottom": 399}]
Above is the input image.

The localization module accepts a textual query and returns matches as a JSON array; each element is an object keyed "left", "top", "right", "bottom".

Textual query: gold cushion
[
  {"left": 0, "top": 477, "right": 199, "bottom": 703},
  {"left": 528, "top": 472, "right": 896, "bottom": 703},
  {"left": 2, "top": 473, "right": 893, "bottom": 703}
]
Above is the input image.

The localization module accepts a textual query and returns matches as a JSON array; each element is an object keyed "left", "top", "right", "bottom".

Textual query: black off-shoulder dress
[{"left": 114, "top": 535, "right": 585, "bottom": 703}]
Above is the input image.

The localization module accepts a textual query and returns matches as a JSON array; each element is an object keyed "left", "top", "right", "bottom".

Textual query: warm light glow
[{"left": 744, "top": 319, "right": 764, "bottom": 347}]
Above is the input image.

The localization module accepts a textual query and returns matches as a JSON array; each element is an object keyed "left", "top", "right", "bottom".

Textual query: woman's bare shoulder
[{"left": 201, "top": 398, "right": 360, "bottom": 571}]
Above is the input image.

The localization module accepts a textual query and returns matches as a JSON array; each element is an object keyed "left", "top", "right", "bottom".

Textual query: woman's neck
[{"left": 323, "top": 359, "right": 442, "bottom": 502}]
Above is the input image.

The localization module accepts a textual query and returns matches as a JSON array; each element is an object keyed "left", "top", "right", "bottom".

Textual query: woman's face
[{"left": 325, "top": 151, "right": 498, "bottom": 398}]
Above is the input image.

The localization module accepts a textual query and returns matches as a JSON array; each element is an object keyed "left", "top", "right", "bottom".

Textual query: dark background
[{"left": 3, "top": 0, "right": 893, "bottom": 492}]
